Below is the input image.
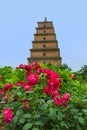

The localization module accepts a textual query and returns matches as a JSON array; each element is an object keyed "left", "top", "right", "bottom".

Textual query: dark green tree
[
  {"left": 78, "top": 65, "right": 87, "bottom": 81},
  {"left": 61, "top": 63, "right": 72, "bottom": 71}
]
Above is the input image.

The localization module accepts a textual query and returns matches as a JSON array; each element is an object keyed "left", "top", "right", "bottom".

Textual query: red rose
[
  {"left": 3, "top": 108, "right": 13, "bottom": 123},
  {"left": 24, "top": 104, "right": 29, "bottom": 110},
  {"left": 72, "top": 76, "right": 76, "bottom": 80},
  {"left": 23, "top": 82, "right": 32, "bottom": 91},
  {"left": 3, "top": 94, "right": 8, "bottom": 102},
  {"left": 19, "top": 64, "right": 25, "bottom": 69},
  {"left": 22, "top": 99, "right": 29, "bottom": 103},
  {"left": 0, "top": 75, "right": 3, "bottom": 79},
  {"left": 63, "top": 93, "right": 70, "bottom": 102},
  {"left": 24, "top": 64, "right": 33, "bottom": 71},
  {"left": 26, "top": 73, "right": 38, "bottom": 86},
  {"left": 15, "top": 81, "right": 23, "bottom": 86},
  {"left": 3, "top": 83, "right": 12, "bottom": 91}
]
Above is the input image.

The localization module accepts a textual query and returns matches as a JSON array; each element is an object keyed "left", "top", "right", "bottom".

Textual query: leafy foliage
[
  {"left": 77, "top": 65, "right": 87, "bottom": 82},
  {"left": 0, "top": 63, "right": 87, "bottom": 130}
]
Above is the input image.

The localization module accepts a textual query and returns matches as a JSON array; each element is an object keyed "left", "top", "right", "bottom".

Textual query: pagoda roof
[
  {"left": 32, "top": 40, "right": 58, "bottom": 43},
  {"left": 34, "top": 33, "right": 55, "bottom": 36},
  {"left": 30, "top": 48, "right": 59, "bottom": 52},
  {"left": 27, "top": 57, "right": 61, "bottom": 60}
]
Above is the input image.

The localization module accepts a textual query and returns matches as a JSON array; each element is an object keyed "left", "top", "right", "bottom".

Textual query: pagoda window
[
  {"left": 43, "top": 37, "right": 46, "bottom": 40},
  {"left": 43, "top": 44, "right": 46, "bottom": 48},
  {"left": 44, "top": 30, "right": 46, "bottom": 33},
  {"left": 43, "top": 52, "right": 46, "bottom": 56},
  {"left": 44, "top": 25, "right": 46, "bottom": 28}
]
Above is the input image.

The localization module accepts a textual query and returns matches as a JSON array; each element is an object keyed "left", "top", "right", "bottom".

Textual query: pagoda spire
[{"left": 44, "top": 17, "right": 47, "bottom": 22}]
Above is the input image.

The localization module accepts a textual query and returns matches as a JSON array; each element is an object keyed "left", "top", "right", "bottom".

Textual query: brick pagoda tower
[{"left": 28, "top": 17, "right": 62, "bottom": 66}]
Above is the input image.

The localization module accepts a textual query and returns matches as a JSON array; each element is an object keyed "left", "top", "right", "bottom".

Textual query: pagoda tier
[{"left": 28, "top": 18, "right": 62, "bottom": 66}]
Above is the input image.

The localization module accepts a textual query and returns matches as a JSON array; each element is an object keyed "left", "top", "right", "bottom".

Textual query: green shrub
[{"left": 0, "top": 63, "right": 87, "bottom": 130}]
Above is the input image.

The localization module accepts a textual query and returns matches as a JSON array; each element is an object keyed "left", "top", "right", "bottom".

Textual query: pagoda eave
[
  {"left": 36, "top": 27, "right": 53, "bottom": 29},
  {"left": 34, "top": 33, "right": 55, "bottom": 36},
  {"left": 32, "top": 40, "right": 58, "bottom": 43},
  {"left": 37, "top": 21, "right": 52, "bottom": 24},
  {"left": 27, "top": 57, "right": 61, "bottom": 60},
  {"left": 30, "top": 48, "right": 59, "bottom": 52}
]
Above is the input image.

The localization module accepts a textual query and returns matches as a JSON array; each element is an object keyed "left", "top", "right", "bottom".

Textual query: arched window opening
[
  {"left": 43, "top": 37, "right": 46, "bottom": 40},
  {"left": 44, "top": 30, "right": 46, "bottom": 33},
  {"left": 44, "top": 25, "right": 46, "bottom": 28},
  {"left": 43, "top": 52, "right": 46, "bottom": 56},
  {"left": 43, "top": 44, "right": 46, "bottom": 48}
]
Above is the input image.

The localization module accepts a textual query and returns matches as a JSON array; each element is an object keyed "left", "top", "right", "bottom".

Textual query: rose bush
[
  {"left": 0, "top": 62, "right": 70, "bottom": 130},
  {"left": 0, "top": 62, "right": 87, "bottom": 130}
]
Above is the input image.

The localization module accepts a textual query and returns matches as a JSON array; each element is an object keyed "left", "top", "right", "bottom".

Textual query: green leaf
[
  {"left": 13, "top": 116, "right": 18, "bottom": 124},
  {"left": 22, "top": 123, "right": 33, "bottom": 130},
  {"left": 16, "top": 86, "right": 22, "bottom": 89},
  {"left": 23, "top": 113, "right": 31, "bottom": 118},
  {"left": 49, "top": 108, "right": 56, "bottom": 120},
  {"left": 82, "top": 109, "right": 87, "bottom": 114},
  {"left": 34, "top": 121, "right": 42, "bottom": 125},
  {"left": 39, "top": 103, "right": 48, "bottom": 110},
  {"left": 82, "top": 99, "right": 87, "bottom": 102},
  {"left": 2, "top": 127, "right": 11, "bottom": 130},
  {"left": 60, "top": 121, "right": 68, "bottom": 129},
  {"left": 57, "top": 111, "right": 63, "bottom": 121},
  {"left": 19, "top": 118, "right": 25, "bottom": 124},
  {"left": 76, "top": 124, "right": 82, "bottom": 130},
  {"left": 47, "top": 99, "right": 53, "bottom": 104},
  {"left": 17, "top": 92, "right": 22, "bottom": 96},
  {"left": 32, "top": 128, "right": 39, "bottom": 130},
  {"left": 16, "top": 109, "right": 23, "bottom": 116},
  {"left": 78, "top": 117, "right": 85, "bottom": 124},
  {"left": 73, "top": 115, "right": 78, "bottom": 119},
  {"left": 0, "top": 119, "right": 2, "bottom": 124},
  {"left": 33, "top": 113, "right": 40, "bottom": 118}
]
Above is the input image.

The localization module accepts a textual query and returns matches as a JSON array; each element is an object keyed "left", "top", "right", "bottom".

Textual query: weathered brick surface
[
  {"left": 28, "top": 18, "right": 62, "bottom": 66},
  {"left": 34, "top": 35, "right": 56, "bottom": 41},
  {"left": 36, "top": 28, "right": 54, "bottom": 34},
  {"left": 33, "top": 42, "right": 58, "bottom": 49},
  {"left": 31, "top": 50, "right": 60, "bottom": 57}
]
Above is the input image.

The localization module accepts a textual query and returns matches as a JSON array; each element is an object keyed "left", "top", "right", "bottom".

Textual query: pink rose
[
  {"left": 24, "top": 64, "right": 33, "bottom": 71},
  {"left": 3, "top": 94, "right": 8, "bottom": 102},
  {"left": 0, "top": 75, "right": 3, "bottom": 79},
  {"left": 63, "top": 93, "right": 70, "bottom": 102},
  {"left": 3, "top": 83, "right": 12, "bottom": 91},
  {"left": 24, "top": 104, "right": 29, "bottom": 110},
  {"left": 22, "top": 99, "right": 29, "bottom": 103},
  {"left": 15, "top": 81, "right": 23, "bottom": 86},
  {"left": 23, "top": 82, "right": 32, "bottom": 91},
  {"left": 19, "top": 64, "right": 25, "bottom": 69},
  {"left": 3, "top": 108, "right": 13, "bottom": 123},
  {"left": 26, "top": 73, "right": 38, "bottom": 86}
]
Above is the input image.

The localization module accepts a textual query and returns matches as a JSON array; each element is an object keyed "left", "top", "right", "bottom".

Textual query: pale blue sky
[{"left": 0, "top": 0, "right": 87, "bottom": 71}]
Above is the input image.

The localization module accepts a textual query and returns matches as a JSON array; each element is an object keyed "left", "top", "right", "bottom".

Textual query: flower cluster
[
  {"left": 0, "top": 75, "right": 3, "bottom": 79},
  {"left": 17, "top": 62, "right": 70, "bottom": 107},
  {"left": 68, "top": 74, "right": 76, "bottom": 80},
  {"left": 0, "top": 62, "right": 70, "bottom": 128},
  {"left": 43, "top": 69, "right": 70, "bottom": 107},
  {"left": 3, "top": 108, "right": 13, "bottom": 123}
]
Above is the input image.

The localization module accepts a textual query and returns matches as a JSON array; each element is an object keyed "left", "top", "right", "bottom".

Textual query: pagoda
[{"left": 28, "top": 17, "right": 62, "bottom": 66}]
